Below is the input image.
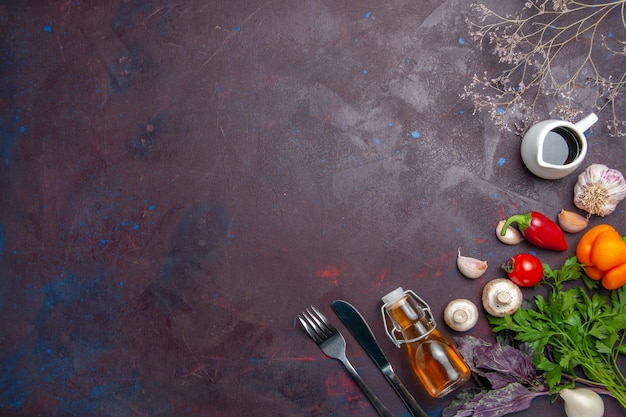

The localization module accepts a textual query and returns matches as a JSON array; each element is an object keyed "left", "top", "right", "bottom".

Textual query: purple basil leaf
[
  {"left": 454, "top": 335, "right": 491, "bottom": 371},
  {"left": 477, "top": 371, "right": 518, "bottom": 390},
  {"left": 442, "top": 388, "right": 486, "bottom": 417},
  {"left": 454, "top": 335, "right": 540, "bottom": 389},
  {"left": 472, "top": 383, "right": 544, "bottom": 417},
  {"left": 473, "top": 344, "right": 537, "bottom": 388},
  {"left": 443, "top": 383, "right": 545, "bottom": 417}
]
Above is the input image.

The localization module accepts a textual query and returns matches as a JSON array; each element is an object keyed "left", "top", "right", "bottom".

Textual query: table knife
[{"left": 332, "top": 300, "right": 429, "bottom": 417}]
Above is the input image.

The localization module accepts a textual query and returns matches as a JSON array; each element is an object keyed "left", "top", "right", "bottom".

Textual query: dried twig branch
[{"left": 462, "top": 0, "right": 626, "bottom": 137}]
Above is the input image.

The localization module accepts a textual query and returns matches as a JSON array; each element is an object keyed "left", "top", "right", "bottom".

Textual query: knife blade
[{"left": 332, "top": 300, "right": 429, "bottom": 417}]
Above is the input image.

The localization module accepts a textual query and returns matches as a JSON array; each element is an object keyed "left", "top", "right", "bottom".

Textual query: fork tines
[{"left": 298, "top": 306, "right": 336, "bottom": 343}]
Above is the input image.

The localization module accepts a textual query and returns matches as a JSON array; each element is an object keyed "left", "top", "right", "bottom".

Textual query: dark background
[{"left": 1, "top": 1, "right": 624, "bottom": 416}]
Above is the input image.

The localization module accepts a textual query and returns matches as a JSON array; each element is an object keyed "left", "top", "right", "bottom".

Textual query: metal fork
[{"left": 298, "top": 306, "right": 395, "bottom": 417}]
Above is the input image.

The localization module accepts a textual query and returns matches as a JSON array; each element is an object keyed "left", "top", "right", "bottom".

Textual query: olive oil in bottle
[{"left": 381, "top": 287, "right": 471, "bottom": 398}]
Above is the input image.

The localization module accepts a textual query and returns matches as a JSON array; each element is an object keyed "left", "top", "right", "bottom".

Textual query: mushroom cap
[
  {"left": 444, "top": 299, "right": 479, "bottom": 331},
  {"left": 482, "top": 278, "right": 523, "bottom": 317}
]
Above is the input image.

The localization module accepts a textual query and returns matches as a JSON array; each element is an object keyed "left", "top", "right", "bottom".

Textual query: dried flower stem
[{"left": 463, "top": 0, "right": 626, "bottom": 137}]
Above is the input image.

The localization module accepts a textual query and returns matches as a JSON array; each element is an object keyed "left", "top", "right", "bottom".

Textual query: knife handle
[
  {"left": 384, "top": 367, "right": 429, "bottom": 417},
  {"left": 338, "top": 357, "right": 396, "bottom": 417}
]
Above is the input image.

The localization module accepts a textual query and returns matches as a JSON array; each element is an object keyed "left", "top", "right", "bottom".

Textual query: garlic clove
[
  {"left": 495, "top": 220, "right": 524, "bottom": 245},
  {"left": 558, "top": 209, "right": 589, "bottom": 233},
  {"left": 560, "top": 388, "right": 604, "bottom": 417},
  {"left": 574, "top": 163, "right": 626, "bottom": 217},
  {"left": 457, "top": 248, "right": 488, "bottom": 279}
]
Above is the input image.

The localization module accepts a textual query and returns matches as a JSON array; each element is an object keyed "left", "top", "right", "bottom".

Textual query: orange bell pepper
[
  {"left": 590, "top": 229, "right": 626, "bottom": 271},
  {"left": 584, "top": 265, "right": 604, "bottom": 281},
  {"left": 576, "top": 224, "right": 626, "bottom": 289},
  {"left": 576, "top": 224, "right": 615, "bottom": 266},
  {"left": 602, "top": 263, "right": 626, "bottom": 290}
]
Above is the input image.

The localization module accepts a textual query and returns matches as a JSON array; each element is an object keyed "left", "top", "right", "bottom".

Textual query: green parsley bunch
[{"left": 489, "top": 255, "right": 626, "bottom": 408}]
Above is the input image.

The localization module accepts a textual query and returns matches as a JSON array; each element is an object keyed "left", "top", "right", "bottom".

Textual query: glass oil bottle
[{"left": 381, "top": 287, "right": 471, "bottom": 398}]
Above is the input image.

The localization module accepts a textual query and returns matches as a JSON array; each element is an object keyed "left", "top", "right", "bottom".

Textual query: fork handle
[{"left": 339, "top": 357, "right": 396, "bottom": 417}]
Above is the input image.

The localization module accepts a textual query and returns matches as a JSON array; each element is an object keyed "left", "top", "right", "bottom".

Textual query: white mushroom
[
  {"left": 482, "top": 278, "right": 523, "bottom": 317},
  {"left": 444, "top": 299, "right": 479, "bottom": 331}
]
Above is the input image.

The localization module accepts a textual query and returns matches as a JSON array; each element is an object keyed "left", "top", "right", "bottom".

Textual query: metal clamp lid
[{"left": 381, "top": 288, "right": 436, "bottom": 347}]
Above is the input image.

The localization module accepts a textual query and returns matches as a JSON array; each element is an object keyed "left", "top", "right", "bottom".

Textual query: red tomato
[{"left": 502, "top": 253, "right": 543, "bottom": 287}]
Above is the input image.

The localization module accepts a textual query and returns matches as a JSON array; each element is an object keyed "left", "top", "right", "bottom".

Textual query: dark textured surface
[{"left": 1, "top": 1, "right": 624, "bottom": 416}]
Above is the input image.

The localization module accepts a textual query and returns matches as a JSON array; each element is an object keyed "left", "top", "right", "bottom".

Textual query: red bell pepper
[{"left": 500, "top": 211, "right": 567, "bottom": 251}]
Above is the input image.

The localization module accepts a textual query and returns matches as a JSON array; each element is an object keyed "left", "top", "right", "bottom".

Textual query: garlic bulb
[
  {"left": 457, "top": 248, "right": 488, "bottom": 279},
  {"left": 560, "top": 388, "right": 604, "bottom": 417},
  {"left": 574, "top": 164, "right": 626, "bottom": 216},
  {"left": 558, "top": 209, "right": 588, "bottom": 233}
]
